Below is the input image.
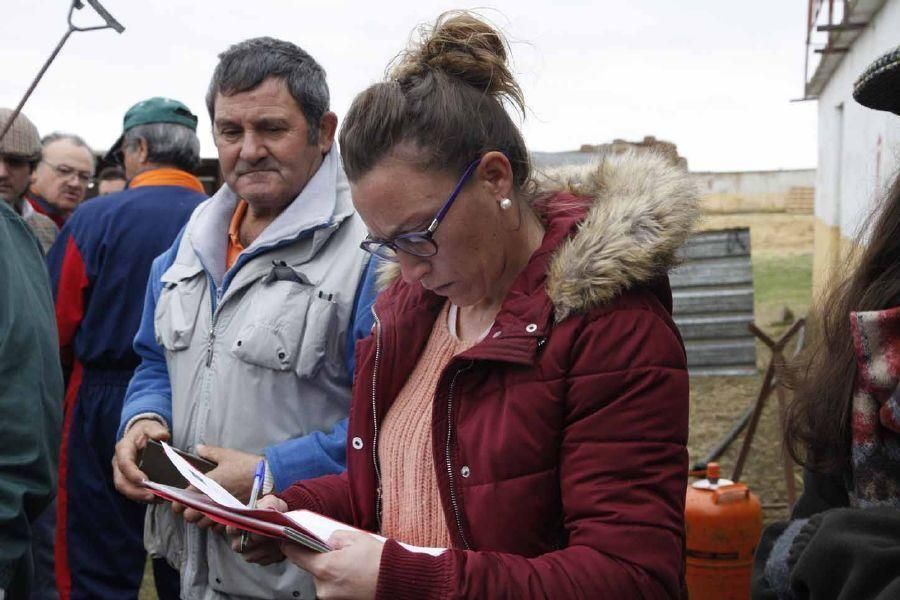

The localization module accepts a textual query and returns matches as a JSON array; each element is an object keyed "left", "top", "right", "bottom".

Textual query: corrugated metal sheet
[{"left": 671, "top": 228, "right": 757, "bottom": 376}]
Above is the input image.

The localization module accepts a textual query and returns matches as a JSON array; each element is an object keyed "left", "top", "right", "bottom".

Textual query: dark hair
[
  {"left": 785, "top": 171, "right": 900, "bottom": 472},
  {"left": 339, "top": 11, "right": 530, "bottom": 189},
  {"left": 206, "top": 37, "right": 329, "bottom": 144},
  {"left": 97, "top": 166, "right": 125, "bottom": 181},
  {"left": 124, "top": 123, "right": 200, "bottom": 172}
]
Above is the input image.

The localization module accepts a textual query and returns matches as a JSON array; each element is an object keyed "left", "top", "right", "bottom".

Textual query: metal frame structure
[
  {"left": 802, "top": 0, "right": 887, "bottom": 99},
  {"left": 0, "top": 1, "right": 124, "bottom": 145}
]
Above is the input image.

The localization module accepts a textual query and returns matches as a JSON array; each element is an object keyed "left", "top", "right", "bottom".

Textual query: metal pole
[
  {"left": 0, "top": 0, "right": 124, "bottom": 145},
  {"left": 731, "top": 319, "right": 806, "bottom": 482},
  {"left": 0, "top": 29, "right": 73, "bottom": 143},
  {"left": 804, "top": 0, "right": 814, "bottom": 94},
  {"left": 732, "top": 356, "right": 778, "bottom": 482}
]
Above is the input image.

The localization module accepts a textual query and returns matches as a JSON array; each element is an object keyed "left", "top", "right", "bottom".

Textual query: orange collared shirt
[
  {"left": 226, "top": 199, "right": 249, "bottom": 270},
  {"left": 129, "top": 168, "right": 205, "bottom": 193}
]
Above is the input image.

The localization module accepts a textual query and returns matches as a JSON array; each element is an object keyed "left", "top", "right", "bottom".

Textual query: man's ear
[
  {"left": 317, "top": 112, "right": 338, "bottom": 154},
  {"left": 138, "top": 138, "right": 150, "bottom": 164}
]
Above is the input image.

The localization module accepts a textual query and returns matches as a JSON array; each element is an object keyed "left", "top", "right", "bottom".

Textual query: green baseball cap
[{"left": 105, "top": 97, "right": 198, "bottom": 163}]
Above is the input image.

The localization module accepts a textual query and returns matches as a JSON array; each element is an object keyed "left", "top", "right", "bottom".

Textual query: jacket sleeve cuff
[
  {"left": 263, "top": 423, "right": 347, "bottom": 492},
  {"left": 117, "top": 395, "right": 172, "bottom": 439},
  {"left": 123, "top": 412, "right": 168, "bottom": 436},
  {"left": 276, "top": 484, "right": 325, "bottom": 513},
  {"left": 375, "top": 539, "right": 452, "bottom": 600},
  {"left": 764, "top": 518, "right": 808, "bottom": 600},
  {"left": 787, "top": 513, "right": 823, "bottom": 570}
]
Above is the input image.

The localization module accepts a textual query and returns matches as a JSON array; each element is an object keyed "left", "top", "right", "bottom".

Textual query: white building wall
[
  {"left": 692, "top": 169, "right": 815, "bottom": 198},
  {"left": 816, "top": 0, "right": 900, "bottom": 240}
]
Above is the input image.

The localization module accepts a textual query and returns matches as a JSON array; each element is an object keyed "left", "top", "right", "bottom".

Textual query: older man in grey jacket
[{"left": 113, "top": 37, "right": 376, "bottom": 600}]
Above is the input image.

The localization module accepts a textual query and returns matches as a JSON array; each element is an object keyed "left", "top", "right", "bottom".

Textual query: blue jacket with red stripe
[{"left": 46, "top": 183, "right": 206, "bottom": 373}]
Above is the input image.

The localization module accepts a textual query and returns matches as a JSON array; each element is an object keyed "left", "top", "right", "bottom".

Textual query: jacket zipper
[
  {"left": 186, "top": 280, "right": 221, "bottom": 586},
  {"left": 205, "top": 330, "right": 216, "bottom": 367},
  {"left": 445, "top": 361, "right": 473, "bottom": 549},
  {"left": 370, "top": 307, "right": 383, "bottom": 529},
  {"left": 205, "top": 282, "right": 223, "bottom": 369}
]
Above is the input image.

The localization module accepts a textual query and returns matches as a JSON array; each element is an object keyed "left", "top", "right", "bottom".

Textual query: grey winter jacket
[{"left": 145, "top": 151, "right": 369, "bottom": 600}]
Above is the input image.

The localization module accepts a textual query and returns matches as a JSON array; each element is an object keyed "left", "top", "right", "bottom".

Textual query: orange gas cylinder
[{"left": 685, "top": 463, "right": 762, "bottom": 600}]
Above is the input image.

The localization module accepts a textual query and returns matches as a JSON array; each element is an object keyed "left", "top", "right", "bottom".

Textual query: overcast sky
[{"left": 2, "top": 0, "right": 818, "bottom": 172}]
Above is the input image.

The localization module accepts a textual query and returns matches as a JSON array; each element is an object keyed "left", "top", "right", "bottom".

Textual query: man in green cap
[{"left": 44, "top": 97, "right": 207, "bottom": 600}]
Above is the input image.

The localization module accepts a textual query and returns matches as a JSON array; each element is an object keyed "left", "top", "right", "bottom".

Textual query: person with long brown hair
[
  {"left": 229, "top": 11, "right": 699, "bottom": 599},
  {"left": 753, "top": 45, "right": 900, "bottom": 600}
]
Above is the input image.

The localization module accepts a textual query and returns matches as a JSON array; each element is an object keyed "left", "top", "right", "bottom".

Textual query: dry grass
[
  {"left": 697, "top": 212, "right": 813, "bottom": 255},
  {"left": 139, "top": 560, "right": 155, "bottom": 600}
]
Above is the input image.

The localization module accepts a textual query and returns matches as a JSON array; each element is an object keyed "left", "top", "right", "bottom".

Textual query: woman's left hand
[{"left": 282, "top": 530, "right": 384, "bottom": 600}]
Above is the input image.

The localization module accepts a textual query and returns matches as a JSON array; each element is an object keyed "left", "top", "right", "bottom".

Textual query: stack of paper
[{"left": 143, "top": 442, "right": 445, "bottom": 556}]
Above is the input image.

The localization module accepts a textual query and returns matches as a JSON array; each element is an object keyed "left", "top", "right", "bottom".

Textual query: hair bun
[{"left": 391, "top": 11, "right": 524, "bottom": 114}]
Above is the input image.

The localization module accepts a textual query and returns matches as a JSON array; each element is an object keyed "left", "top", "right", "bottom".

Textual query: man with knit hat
[
  {"left": 0, "top": 109, "right": 59, "bottom": 252},
  {"left": 0, "top": 108, "right": 64, "bottom": 600},
  {"left": 44, "top": 97, "right": 206, "bottom": 600}
]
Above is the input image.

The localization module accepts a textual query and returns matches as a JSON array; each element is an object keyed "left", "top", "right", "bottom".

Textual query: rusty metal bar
[
  {"left": 776, "top": 384, "right": 798, "bottom": 509},
  {"left": 817, "top": 22, "right": 867, "bottom": 31},
  {"left": 805, "top": 0, "right": 813, "bottom": 91},
  {"left": 731, "top": 319, "right": 805, "bottom": 483},
  {"left": 0, "top": 0, "right": 124, "bottom": 146},
  {"left": 0, "top": 29, "right": 73, "bottom": 144}
]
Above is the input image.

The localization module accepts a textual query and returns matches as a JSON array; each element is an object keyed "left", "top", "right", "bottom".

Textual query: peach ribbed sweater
[{"left": 378, "top": 302, "right": 477, "bottom": 547}]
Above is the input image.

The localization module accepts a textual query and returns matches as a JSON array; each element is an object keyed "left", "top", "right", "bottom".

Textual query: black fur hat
[{"left": 853, "top": 45, "right": 900, "bottom": 116}]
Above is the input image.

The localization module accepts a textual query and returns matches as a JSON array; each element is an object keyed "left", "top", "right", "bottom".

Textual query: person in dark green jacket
[
  {"left": 752, "top": 45, "right": 900, "bottom": 600},
  {"left": 0, "top": 175, "right": 64, "bottom": 596}
]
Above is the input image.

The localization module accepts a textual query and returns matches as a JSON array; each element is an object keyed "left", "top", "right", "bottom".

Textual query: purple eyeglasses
[{"left": 359, "top": 158, "right": 481, "bottom": 262}]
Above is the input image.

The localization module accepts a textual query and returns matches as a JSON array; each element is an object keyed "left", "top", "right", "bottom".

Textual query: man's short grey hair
[
  {"left": 206, "top": 37, "right": 329, "bottom": 144},
  {"left": 124, "top": 122, "right": 200, "bottom": 172},
  {"left": 41, "top": 131, "right": 95, "bottom": 169}
]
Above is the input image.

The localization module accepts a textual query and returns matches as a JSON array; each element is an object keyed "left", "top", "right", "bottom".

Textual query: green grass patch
[{"left": 753, "top": 252, "right": 813, "bottom": 323}]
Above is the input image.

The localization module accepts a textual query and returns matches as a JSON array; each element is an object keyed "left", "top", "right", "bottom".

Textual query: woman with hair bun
[{"left": 233, "top": 12, "right": 698, "bottom": 598}]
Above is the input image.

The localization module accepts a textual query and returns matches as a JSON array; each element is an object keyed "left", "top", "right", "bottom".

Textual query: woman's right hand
[{"left": 227, "top": 495, "right": 289, "bottom": 565}]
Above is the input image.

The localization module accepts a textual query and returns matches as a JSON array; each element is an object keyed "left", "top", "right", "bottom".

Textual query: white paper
[
  {"left": 160, "top": 442, "right": 245, "bottom": 509},
  {"left": 154, "top": 443, "right": 446, "bottom": 556},
  {"left": 285, "top": 509, "right": 446, "bottom": 557}
]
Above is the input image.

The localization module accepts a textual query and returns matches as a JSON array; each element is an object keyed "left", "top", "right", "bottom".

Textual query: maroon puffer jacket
[{"left": 280, "top": 150, "right": 699, "bottom": 599}]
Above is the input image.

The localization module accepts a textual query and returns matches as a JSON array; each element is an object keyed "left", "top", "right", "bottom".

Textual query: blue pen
[
  {"left": 248, "top": 459, "right": 265, "bottom": 509},
  {"left": 240, "top": 459, "right": 266, "bottom": 552}
]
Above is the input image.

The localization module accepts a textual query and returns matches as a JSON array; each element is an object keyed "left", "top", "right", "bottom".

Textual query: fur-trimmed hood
[{"left": 378, "top": 149, "right": 699, "bottom": 321}]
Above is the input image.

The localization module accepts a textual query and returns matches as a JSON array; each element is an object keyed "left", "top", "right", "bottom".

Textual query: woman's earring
[{"left": 499, "top": 198, "right": 512, "bottom": 210}]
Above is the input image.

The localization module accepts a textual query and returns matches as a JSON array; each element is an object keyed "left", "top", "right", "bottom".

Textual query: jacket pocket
[
  {"left": 230, "top": 280, "right": 310, "bottom": 372},
  {"left": 144, "top": 503, "right": 184, "bottom": 569},
  {"left": 295, "top": 291, "right": 338, "bottom": 379},
  {"left": 155, "top": 263, "right": 205, "bottom": 351},
  {"left": 229, "top": 280, "right": 339, "bottom": 379}
]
